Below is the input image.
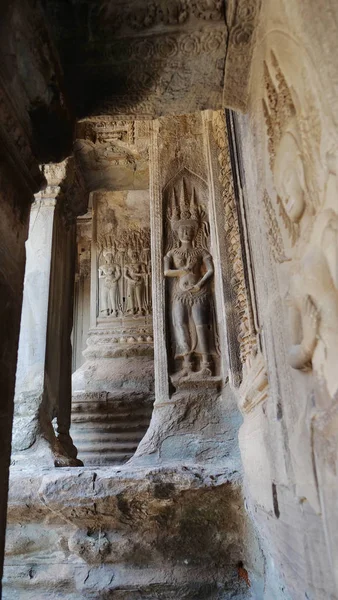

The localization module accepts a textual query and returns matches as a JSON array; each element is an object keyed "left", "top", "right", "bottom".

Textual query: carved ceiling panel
[{"left": 43, "top": 0, "right": 261, "bottom": 117}]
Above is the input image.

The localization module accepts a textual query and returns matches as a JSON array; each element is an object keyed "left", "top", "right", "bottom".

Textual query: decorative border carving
[
  {"left": 211, "top": 111, "right": 258, "bottom": 368},
  {"left": 94, "top": 1, "right": 225, "bottom": 35},
  {"left": 105, "top": 29, "right": 227, "bottom": 63},
  {"left": 262, "top": 191, "right": 291, "bottom": 263},
  {"left": 223, "top": 0, "right": 261, "bottom": 111}
]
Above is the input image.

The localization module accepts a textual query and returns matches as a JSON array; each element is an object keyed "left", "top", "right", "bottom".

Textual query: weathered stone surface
[
  {"left": 0, "top": 159, "right": 31, "bottom": 589},
  {"left": 4, "top": 464, "right": 263, "bottom": 599},
  {"left": 71, "top": 391, "right": 154, "bottom": 466},
  {"left": 75, "top": 119, "right": 150, "bottom": 192},
  {"left": 3, "top": 1, "right": 338, "bottom": 598},
  {"left": 43, "top": 0, "right": 229, "bottom": 118},
  {"left": 132, "top": 386, "right": 242, "bottom": 469},
  {"left": 224, "top": 0, "right": 338, "bottom": 597},
  {"left": 71, "top": 176, "right": 155, "bottom": 467},
  {"left": 12, "top": 162, "right": 87, "bottom": 469}
]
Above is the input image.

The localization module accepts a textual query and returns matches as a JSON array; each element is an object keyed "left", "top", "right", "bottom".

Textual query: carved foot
[
  {"left": 195, "top": 367, "right": 212, "bottom": 378},
  {"left": 53, "top": 438, "right": 83, "bottom": 468},
  {"left": 172, "top": 356, "right": 194, "bottom": 381},
  {"left": 57, "top": 433, "right": 78, "bottom": 459},
  {"left": 54, "top": 454, "right": 84, "bottom": 468},
  {"left": 196, "top": 358, "right": 213, "bottom": 378}
]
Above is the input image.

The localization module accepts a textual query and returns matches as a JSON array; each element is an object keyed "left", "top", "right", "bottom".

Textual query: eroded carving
[
  {"left": 98, "top": 229, "right": 151, "bottom": 318},
  {"left": 263, "top": 51, "right": 338, "bottom": 397},
  {"left": 99, "top": 248, "right": 122, "bottom": 317},
  {"left": 164, "top": 177, "right": 218, "bottom": 380},
  {"left": 96, "top": 1, "right": 225, "bottom": 34},
  {"left": 262, "top": 190, "right": 290, "bottom": 263},
  {"left": 286, "top": 209, "right": 338, "bottom": 390},
  {"left": 263, "top": 52, "right": 321, "bottom": 242}
]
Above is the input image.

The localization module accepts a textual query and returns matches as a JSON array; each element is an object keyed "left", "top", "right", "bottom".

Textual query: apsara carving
[
  {"left": 98, "top": 229, "right": 151, "bottom": 318},
  {"left": 164, "top": 175, "right": 219, "bottom": 382}
]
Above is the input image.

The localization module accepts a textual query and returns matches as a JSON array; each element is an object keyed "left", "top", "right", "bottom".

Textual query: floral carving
[{"left": 212, "top": 112, "right": 257, "bottom": 369}]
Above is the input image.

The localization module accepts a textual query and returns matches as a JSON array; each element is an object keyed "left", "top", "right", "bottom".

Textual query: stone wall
[{"left": 232, "top": 0, "right": 338, "bottom": 597}]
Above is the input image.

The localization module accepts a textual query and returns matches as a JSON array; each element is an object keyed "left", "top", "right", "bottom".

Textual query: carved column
[
  {"left": 0, "top": 90, "right": 43, "bottom": 586},
  {"left": 133, "top": 112, "right": 245, "bottom": 466},
  {"left": 71, "top": 189, "right": 154, "bottom": 466},
  {"left": 12, "top": 162, "right": 83, "bottom": 467},
  {"left": 0, "top": 161, "right": 36, "bottom": 588}
]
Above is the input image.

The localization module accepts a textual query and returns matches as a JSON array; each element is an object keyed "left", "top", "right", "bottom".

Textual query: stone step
[
  {"left": 71, "top": 393, "right": 152, "bottom": 466},
  {"left": 76, "top": 452, "right": 134, "bottom": 465},
  {"left": 75, "top": 439, "right": 141, "bottom": 451},
  {"left": 72, "top": 396, "right": 153, "bottom": 410},
  {"left": 71, "top": 421, "right": 150, "bottom": 433},
  {"left": 73, "top": 429, "right": 144, "bottom": 444},
  {"left": 71, "top": 411, "right": 152, "bottom": 423},
  {"left": 72, "top": 403, "right": 153, "bottom": 415}
]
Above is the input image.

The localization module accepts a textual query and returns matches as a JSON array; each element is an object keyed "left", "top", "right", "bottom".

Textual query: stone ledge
[
  {"left": 4, "top": 464, "right": 258, "bottom": 599},
  {"left": 7, "top": 464, "right": 241, "bottom": 525}
]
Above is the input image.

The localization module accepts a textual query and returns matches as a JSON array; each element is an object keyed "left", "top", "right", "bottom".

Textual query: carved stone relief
[
  {"left": 98, "top": 228, "right": 151, "bottom": 318},
  {"left": 95, "top": 190, "right": 152, "bottom": 325},
  {"left": 262, "top": 49, "right": 338, "bottom": 397},
  {"left": 211, "top": 111, "right": 258, "bottom": 371},
  {"left": 262, "top": 51, "right": 322, "bottom": 244},
  {"left": 163, "top": 172, "right": 219, "bottom": 382},
  {"left": 93, "top": 1, "right": 225, "bottom": 33},
  {"left": 44, "top": 0, "right": 232, "bottom": 118},
  {"left": 74, "top": 118, "right": 150, "bottom": 192},
  {"left": 223, "top": 0, "right": 261, "bottom": 111}
]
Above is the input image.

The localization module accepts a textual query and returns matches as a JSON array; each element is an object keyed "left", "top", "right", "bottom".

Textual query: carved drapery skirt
[{"left": 171, "top": 284, "right": 216, "bottom": 357}]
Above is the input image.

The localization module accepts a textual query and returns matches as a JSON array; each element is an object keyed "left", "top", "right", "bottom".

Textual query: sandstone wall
[{"left": 234, "top": 0, "right": 338, "bottom": 597}]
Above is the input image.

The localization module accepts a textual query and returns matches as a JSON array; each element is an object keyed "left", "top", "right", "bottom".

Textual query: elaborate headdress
[
  {"left": 262, "top": 51, "right": 296, "bottom": 170},
  {"left": 168, "top": 178, "right": 205, "bottom": 230}
]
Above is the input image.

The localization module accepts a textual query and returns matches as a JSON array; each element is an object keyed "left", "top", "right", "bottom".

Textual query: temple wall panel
[{"left": 231, "top": 0, "right": 338, "bottom": 597}]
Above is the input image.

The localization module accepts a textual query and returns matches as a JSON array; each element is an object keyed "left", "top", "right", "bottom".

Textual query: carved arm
[
  {"left": 164, "top": 254, "right": 188, "bottom": 277},
  {"left": 192, "top": 255, "right": 214, "bottom": 291},
  {"left": 113, "top": 265, "right": 121, "bottom": 282},
  {"left": 288, "top": 295, "right": 320, "bottom": 371}
]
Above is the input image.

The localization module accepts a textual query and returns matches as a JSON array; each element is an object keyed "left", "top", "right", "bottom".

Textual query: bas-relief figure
[
  {"left": 99, "top": 248, "right": 121, "bottom": 317},
  {"left": 264, "top": 51, "right": 338, "bottom": 397},
  {"left": 164, "top": 179, "right": 217, "bottom": 380},
  {"left": 98, "top": 228, "right": 152, "bottom": 318},
  {"left": 125, "top": 249, "right": 148, "bottom": 315}
]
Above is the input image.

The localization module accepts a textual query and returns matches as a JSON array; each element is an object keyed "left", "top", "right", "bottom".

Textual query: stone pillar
[
  {"left": 133, "top": 112, "right": 243, "bottom": 466},
  {"left": 0, "top": 88, "right": 45, "bottom": 587},
  {"left": 71, "top": 190, "right": 154, "bottom": 466},
  {"left": 12, "top": 163, "right": 83, "bottom": 467},
  {"left": 72, "top": 211, "right": 92, "bottom": 372},
  {"left": 0, "top": 160, "right": 34, "bottom": 590}
]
